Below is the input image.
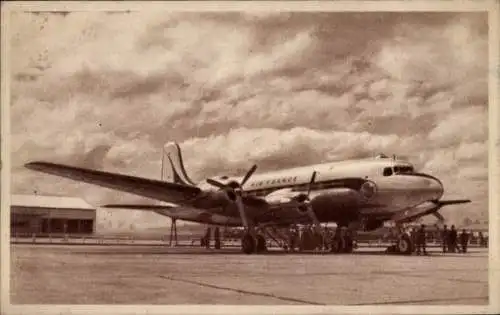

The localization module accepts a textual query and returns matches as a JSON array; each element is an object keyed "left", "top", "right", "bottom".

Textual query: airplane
[{"left": 24, "top": 142, "right": 471, "bottom": 255}]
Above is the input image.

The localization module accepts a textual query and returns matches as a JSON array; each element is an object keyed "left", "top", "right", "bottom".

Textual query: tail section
[{"left": 161, "top": 142, "right": 196, "bottom": 186}]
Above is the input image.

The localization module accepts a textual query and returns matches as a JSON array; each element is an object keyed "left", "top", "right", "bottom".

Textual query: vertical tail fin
[{"left": 161, "top": 142, "right": 196, "bottom": 186}]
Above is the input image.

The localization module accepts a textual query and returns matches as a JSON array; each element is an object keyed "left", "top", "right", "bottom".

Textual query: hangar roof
[{"left": 11, "top": 194, "right": 95, "bottom": 210}]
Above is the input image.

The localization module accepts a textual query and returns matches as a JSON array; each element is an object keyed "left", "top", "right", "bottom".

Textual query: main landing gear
[
  {"left": 241, "top": 233, "right": 267, "bottom": 254},
  {"left": 168, "top": 218, "right": 178, "bottom": 247}
]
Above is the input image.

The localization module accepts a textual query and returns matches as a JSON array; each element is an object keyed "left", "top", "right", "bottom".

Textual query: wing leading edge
[{"left": 25, "top": 162, "right": 201, "bottom": 204}]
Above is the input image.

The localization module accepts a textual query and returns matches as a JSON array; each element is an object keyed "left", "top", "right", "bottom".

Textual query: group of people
[
  {"left": 441, "top": 225, "right": 471, "bottom": 253},
  {"left": 409, "top": 224, "right": 472, "bottom": 255},
  {"left": 410, "top": 224, "right": 429, "bottom": 255}
]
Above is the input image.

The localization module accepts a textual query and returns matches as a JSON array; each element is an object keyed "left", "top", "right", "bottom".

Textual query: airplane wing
[
  {"left": 25, "top": 162, "right": 202, "bottom": 204},
  {"left": 391, "top": 199, "right": 471, "bottom": 224},
  {"left": 101, "top": 204, "right": 241, "bottom": 226}
]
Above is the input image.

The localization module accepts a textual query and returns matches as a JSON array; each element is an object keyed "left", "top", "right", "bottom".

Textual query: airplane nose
[
  {"left": 423, "top": 174, "right": 444, "bottom": 200},
  {"left": 431, "top": 176, "right": 444, "bottom": 200},
  {"left": 410, "top": 172, "right": 444, "bottom": 200}
]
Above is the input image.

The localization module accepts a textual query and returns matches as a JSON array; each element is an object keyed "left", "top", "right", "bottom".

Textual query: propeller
[
  {"left": 206, "top": 165, "right": 258, "bottom": 231},
  {"left": 297, "top": 171, "right": 317, "bottom": 208},
  {"left": 296, "top": 171, "right": 323, "bottom": 234},
  {"left": 206, "top": 165, "right": 257, "bottom": 201}
]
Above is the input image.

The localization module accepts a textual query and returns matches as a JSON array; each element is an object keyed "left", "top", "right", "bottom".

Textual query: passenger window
[{"left": 383, "top": 167, "right": 393, "bottom": 176}]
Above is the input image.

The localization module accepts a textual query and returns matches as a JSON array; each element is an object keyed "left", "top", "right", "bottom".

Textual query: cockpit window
[
  {"left": 383, "top": 167, "right": 393, "bottom": 176},
  {"left": 393, "top": 165, "right": 414, "bottom": 174}
]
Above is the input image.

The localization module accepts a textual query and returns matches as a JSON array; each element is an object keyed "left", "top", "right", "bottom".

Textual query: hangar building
[{"left": 11, "top": 194, "right": 96, "bottom": 236}]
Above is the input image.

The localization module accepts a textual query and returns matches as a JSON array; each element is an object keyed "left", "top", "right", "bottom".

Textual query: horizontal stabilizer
[
  {"left": 101, "top": 204, "right": 176, "bottom": 211},
  {"left": 105, "top": 204, "right": 242, "bottom": 226}
]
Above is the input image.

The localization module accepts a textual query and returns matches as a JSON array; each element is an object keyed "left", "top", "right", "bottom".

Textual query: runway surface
[{"left": 10, "top": 244, "right": 488, "bottom": 305}]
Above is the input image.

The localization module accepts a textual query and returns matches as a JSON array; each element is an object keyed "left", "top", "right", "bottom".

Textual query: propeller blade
[
  {"left": 240, "top": 164, "right": 257, "bottom": 187},
  {"left": 306, "top": 171, "right": 317, "bottom": 197},
  {"left": 309, "top": 214, "right": 322, "bottom": 235},
  {"left": 206, "top": 178, "right": 227, "bottom": 189},
  {"left": 235, "top": 194, "right": 250, "bottom": 229},
  {"left": 433, "top": 211, "right": 445, "bottom": 222}
]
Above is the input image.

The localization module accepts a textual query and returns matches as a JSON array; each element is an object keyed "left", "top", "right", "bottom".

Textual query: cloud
[
  {"left": 10, "top": 11, "right": 489, "bottom": 229},
  {"left": 428, "top": 107, "right": 488, "bottom": 148}
]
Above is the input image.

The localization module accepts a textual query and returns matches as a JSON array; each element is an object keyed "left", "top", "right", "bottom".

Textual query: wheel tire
[
  {"left": 397, "top": 234, "right": 413, "bottom": 255},
  {"left": 241, "top": 234, "right": 256, "bottom": 254},
  {"left": 256, "top": 235, "right": 267, "bottom": 252}
]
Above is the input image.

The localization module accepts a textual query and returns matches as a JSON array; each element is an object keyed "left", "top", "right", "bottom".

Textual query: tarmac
[{"left": 10, "top": 243, "right": 489, "bottom": 305}]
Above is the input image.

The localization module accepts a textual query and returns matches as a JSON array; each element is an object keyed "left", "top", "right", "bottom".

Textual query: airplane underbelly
[{"left": 312, "top": 190, "right": 360, "bottom": 222}]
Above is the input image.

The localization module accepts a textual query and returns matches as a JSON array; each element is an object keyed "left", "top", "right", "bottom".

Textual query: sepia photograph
[{"left": 2, "top": 1, "right": 498, "bottom": 314}]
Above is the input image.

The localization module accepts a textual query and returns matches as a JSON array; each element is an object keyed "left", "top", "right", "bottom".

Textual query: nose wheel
[
  {"left": 396, "top": 234, "right": 413, "bottom": 255},
  {"left": 385, "top": 224, "right": 414, "bottom": 255}
]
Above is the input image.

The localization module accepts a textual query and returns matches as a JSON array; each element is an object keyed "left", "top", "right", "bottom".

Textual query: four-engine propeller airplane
[{"left": 25, "top": 142, "right": 471, "bottom": 255}]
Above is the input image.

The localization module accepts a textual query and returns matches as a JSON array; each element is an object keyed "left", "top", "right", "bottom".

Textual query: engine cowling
[{"left": 264, "top": 188, "right": 310, "bottom": 214}]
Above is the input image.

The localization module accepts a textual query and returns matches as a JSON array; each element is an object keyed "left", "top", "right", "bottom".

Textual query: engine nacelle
[{"left": 265, "top": 188, "right": 301, "bottom": 204}]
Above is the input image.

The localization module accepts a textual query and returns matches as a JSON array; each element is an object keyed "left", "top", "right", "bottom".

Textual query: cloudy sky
[{"left": 9, "top": 10, "right": 489, "bottom": 231}]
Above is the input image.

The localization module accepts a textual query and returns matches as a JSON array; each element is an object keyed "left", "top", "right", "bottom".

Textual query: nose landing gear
[
  {"left": 396, "top": 234, "right": 413, "bottom": 255},
  {"left": 385, "top": 225, "right": 414, "bottom": 255}
]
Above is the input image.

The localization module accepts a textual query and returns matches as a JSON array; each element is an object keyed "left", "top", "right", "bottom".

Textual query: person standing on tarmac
[
  {"left": 459, "top": 229, "right": 470, "bottom": 253},
  {"left": 449, "top": 225, "right": 458, "bottom": 253},
  {"left": 478, "top": 231, "right": 485, "bottom": 247},
  {"left": 330, "top": 226, "right": 346, "bottom": 253},
  {"left": 409, "top": 227, "right": 417, "bottom": 253},
  {"left": 441, "top": 225, "right": 449, "bottom": 253},
  {"left": 331, "top": 227, "right": 340, "bottom": 253},
  {"left": 340, "top": 227, "right": 348, "bottom": 252},
  {"left": 416, "top": 224, "right": 427, "bottom": 255},
  {"left": 214, "top": 227, "right": 221, "bottom": 250}
]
